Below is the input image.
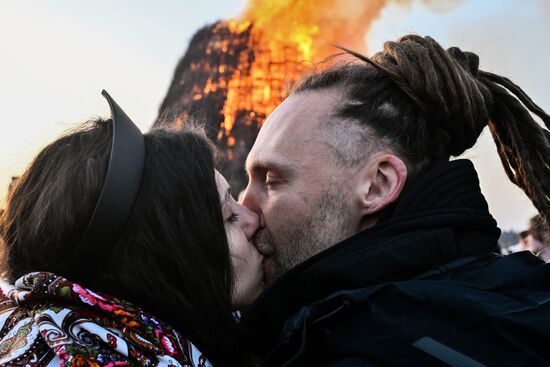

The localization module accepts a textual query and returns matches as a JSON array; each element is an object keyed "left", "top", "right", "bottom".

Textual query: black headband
[{"left": 69, "top": 90, "right": 145, "bottom": 283}]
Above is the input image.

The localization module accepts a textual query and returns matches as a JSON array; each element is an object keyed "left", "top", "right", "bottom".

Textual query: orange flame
[
  {"left": 218, "top": 0, "right": 389, "bottom": 139},
  {"left": 238, "top": 0, "right": 389, "bottom": 63}
]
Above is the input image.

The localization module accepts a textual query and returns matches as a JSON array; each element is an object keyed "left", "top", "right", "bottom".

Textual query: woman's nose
[{"left": 236, "top": 203, "right": 260, "bottom": 240}]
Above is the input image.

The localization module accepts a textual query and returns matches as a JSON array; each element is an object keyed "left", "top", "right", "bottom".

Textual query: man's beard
[{"left": 254, "top": 185, "right": 355, "bottom": 284}]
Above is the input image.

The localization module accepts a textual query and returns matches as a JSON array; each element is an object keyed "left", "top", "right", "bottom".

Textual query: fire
[
  {"left": 238, "top": 0, "right": 388, "bottom": 62},
  {"left": 212, "top": 0, "right": 389, "bottom": 143}
]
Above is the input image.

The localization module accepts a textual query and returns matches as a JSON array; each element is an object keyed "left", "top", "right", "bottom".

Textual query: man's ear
[{"left": 355, "top": 154, "right": 407, "bottom": 216}]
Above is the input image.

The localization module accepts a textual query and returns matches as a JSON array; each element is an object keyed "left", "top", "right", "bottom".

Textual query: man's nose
[
  {"left": 237, "top": 204, "right": 261, "bottom": 240},
  {"left": 240, "top": 184, "right": 254, "bottom": 209},
  {"left": 241, "top": 183, "right": 265, "bottom": 229}
]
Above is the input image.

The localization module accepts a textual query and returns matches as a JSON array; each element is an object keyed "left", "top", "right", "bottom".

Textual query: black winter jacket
[{"left": 243, "top": 160, "right": 550, "bottom": 366}]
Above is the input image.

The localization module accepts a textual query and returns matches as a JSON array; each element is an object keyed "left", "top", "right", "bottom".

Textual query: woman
[{"left": 0, "top": 91, "right": 263, "bottom": 366}]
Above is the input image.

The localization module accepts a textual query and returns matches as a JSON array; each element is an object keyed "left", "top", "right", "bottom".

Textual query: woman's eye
[{"left": 227, "top": 213, "right": 239, "bottom": 223}]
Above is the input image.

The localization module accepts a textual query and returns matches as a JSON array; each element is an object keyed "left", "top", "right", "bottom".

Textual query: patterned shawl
[{"left": 0, "top": 272, "right": 211, "bottom": 367}]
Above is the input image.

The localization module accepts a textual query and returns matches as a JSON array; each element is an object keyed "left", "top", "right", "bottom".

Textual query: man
[{"left": 241, "top": 35, "right": 550, "bottom": 366}]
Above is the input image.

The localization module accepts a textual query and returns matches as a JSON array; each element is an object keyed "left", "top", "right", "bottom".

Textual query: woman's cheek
[{"left": 225, "top": 225, "right": 236, "bottom": 248}]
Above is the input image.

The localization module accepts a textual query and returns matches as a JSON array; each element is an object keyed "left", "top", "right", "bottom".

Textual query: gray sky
[{"left": 1, "top": 0, "right": 548, "bottom": 230}]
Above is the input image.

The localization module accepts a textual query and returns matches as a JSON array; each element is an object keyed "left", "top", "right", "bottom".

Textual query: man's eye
[
  {"left": 227, "top": 213, "right": 239, "bottom": 223},
  {"left": 265, "top": 175, "right": 280, "bottom": 185}
]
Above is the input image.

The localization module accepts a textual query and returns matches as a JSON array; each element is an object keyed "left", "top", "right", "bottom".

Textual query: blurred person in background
[
  {"left": 525, "top": 214, "right": 550, "bottom": 262},
  {"left": 504, "top": 230, "right": 530, "bottom": 254}
]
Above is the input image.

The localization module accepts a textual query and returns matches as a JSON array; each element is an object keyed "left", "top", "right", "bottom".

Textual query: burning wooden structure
[{"left": 154, "top": 21, "right": 307, "bottom": 192}]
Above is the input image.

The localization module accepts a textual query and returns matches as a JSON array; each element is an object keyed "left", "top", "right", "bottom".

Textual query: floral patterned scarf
[{"left": 0, "top": 272, "right": 211, "bottom": 367}]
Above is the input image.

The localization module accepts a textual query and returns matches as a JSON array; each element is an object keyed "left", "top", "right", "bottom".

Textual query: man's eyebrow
[{"left": 246, "top": 159, "right": 293, "bottom": 174}]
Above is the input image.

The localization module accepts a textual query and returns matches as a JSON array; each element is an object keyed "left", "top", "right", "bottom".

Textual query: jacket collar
[{"left": 243, "top": 159, "right": 500, "bottom": 356}]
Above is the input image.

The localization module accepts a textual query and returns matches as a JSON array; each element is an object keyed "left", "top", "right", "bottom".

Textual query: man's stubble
[{"left": 254, "top": 183, "right": 355, "bottom": 284}]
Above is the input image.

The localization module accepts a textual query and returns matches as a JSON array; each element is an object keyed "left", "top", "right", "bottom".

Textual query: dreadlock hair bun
[
  {"left": 447, "top": 47, "right": 479, "bottom": 76},
  {"left": 369, "top": 35, "right": 494, "bottom": 157}
]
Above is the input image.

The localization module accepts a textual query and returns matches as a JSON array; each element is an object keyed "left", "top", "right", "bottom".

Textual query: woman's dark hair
[
  {"left": 292, "top": 35, "right": 550, "bottom": 225},
  {"left": 0, "top": 119, "right": 248, "bottom": 365}
]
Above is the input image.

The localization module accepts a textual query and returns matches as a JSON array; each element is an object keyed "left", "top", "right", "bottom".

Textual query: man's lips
[{"left": 255, "top": 245, "right": 272, "bottom": 258}]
